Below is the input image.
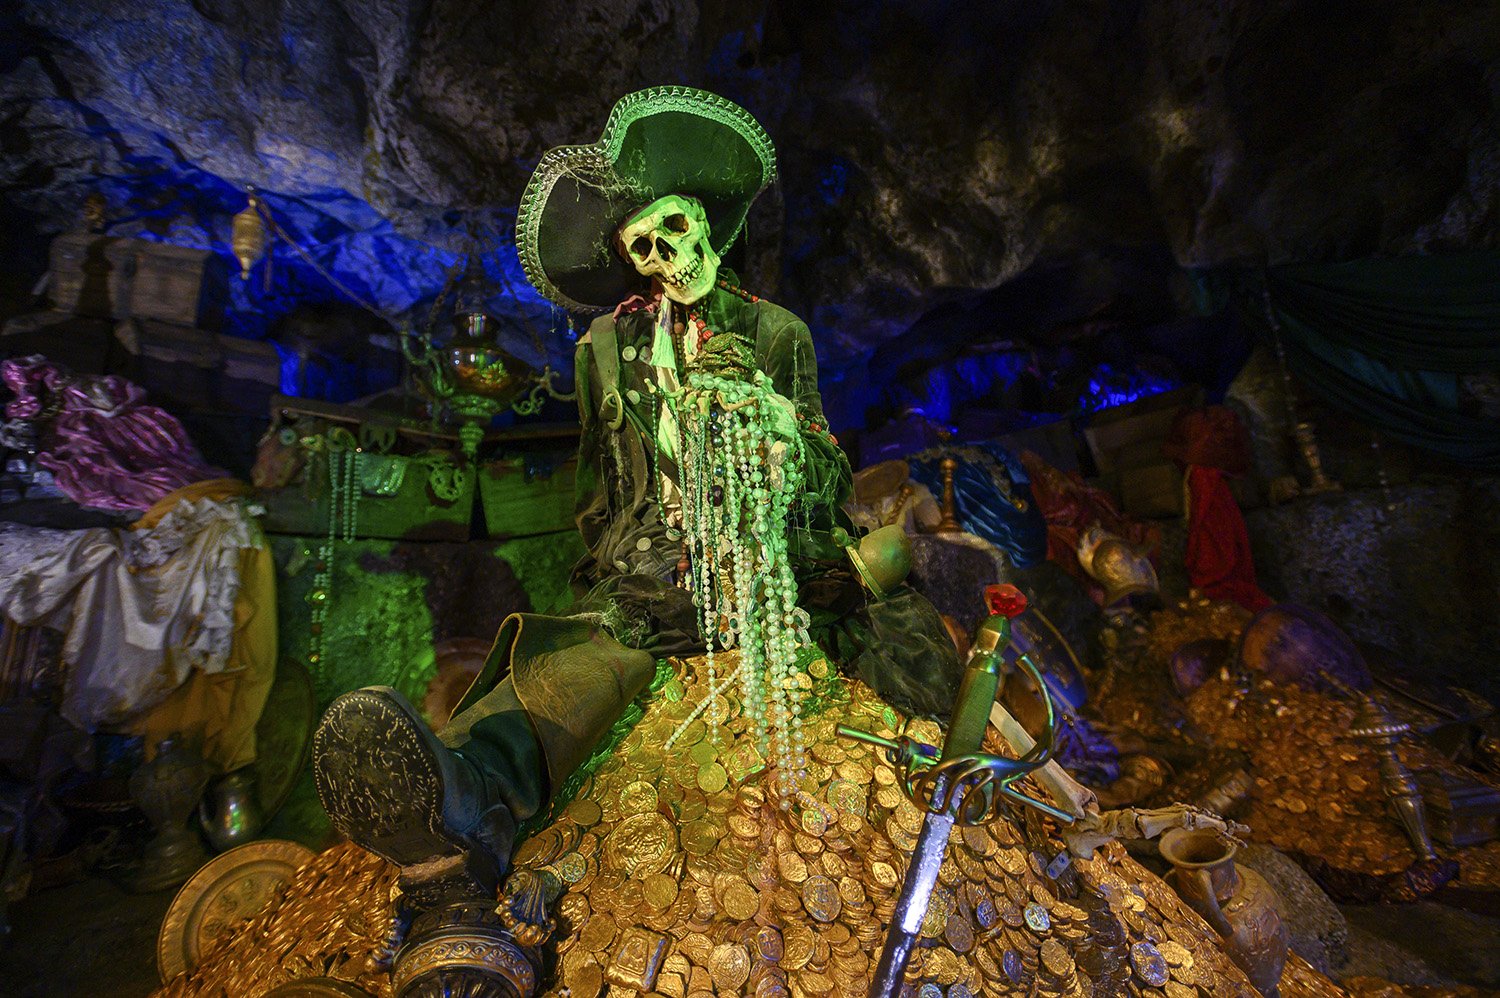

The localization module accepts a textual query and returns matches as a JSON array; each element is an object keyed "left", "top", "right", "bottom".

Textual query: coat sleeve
[{"left": 759, "top": 314, "right": 853, "bottom": 511}]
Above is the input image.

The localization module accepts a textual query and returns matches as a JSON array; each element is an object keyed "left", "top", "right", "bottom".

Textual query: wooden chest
[
  {"left": 1083, "top": 386, "right": 1203, "bottom": 474},
  {"left": 479, "top": 455, "right": 578, "bottom": 539},
  {"left": 49, "top": 234, "right": 226, "bottom": 328},
  {"left": 259, "top": 452, "right": 477, "bottom": 542},
  {"left": 1120, "top": 461, "right": 1185, "bottom": 518},
  {"left": 49, "top": 233, "right": 137, "bottom": 319},
  {"left": 1419, "top": 768, "right": 1500, "bottom": 849},
  {"left": 127, "top": 241, "right": 226, "bottom": 329},
  {"left": 114, "top": 318, "right": 279, "bottom": 414}
]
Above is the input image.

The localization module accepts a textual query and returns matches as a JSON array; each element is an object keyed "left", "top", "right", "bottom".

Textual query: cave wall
[{"left": 2, "top": 0, "right": 1497, "bottom": 398}]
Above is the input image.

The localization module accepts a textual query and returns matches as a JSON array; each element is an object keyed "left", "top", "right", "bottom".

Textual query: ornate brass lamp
[
  {"left": 404, "top": 309, "right": 537, "bottom": 458},
  {"left": 403, "top": 258, "right": 573, "bottom": 459}
]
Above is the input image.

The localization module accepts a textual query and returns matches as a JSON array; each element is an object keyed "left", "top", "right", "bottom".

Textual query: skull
[{"left": 616, "top": 194, "right": 720, "bottom": 305}]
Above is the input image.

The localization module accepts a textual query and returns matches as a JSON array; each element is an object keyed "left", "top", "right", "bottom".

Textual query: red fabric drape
[{"left": 1183, "top": 465, "right": 1273, "bottom": 612}]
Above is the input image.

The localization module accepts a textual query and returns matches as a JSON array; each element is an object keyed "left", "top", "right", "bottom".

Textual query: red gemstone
[{"left": 985, "top": 583, "right": 1028, "bottom": 618}]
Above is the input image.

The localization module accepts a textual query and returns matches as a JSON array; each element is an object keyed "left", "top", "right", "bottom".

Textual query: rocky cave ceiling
[{"left": 1, "top": 0, "right": 1497, "bottom": 377}]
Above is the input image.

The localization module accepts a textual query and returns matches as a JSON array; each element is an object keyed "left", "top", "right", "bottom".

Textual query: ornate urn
[
  {"left": 123, "top": 737, "right": 210, "bottom": 892},
  {"left": 1159, "top": 827, "right": 1289, "bottom": 997}
]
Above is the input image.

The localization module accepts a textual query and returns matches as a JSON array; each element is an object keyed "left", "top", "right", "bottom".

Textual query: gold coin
[
  {"left": 620, "top": 780, "right": 660, "bottom": 814},
  {"left": 1040, "top": 938, "right": 1074, "bottom": 978},
  {"left": 603, "top": 812, "right": 676, "bottom": 877},
  {"left": 793, "top": 831, "right": 824, "bottom": 857},
  {"left": 799, "top": 969, "right": 835, "bottom": 995},
  {"left": 1159, "top": 941, "right": 1193, "bottom": 969},
  {"left": 556, "top": 852, "right": 588, "bottom": 884},
  {"left": 681, "top": 819, "right": 721, "bottom": 856},
  {"left": 697, "top": 762, "right": 729, "bottom": 794},
  {"left": 578, "top": 914, "right": 618, "bottom": 954},
  {"left": 800, "top": 806, "right": 829, "bottom": 836},
  {"left": 708, "top": 942, "right": 751, "bottom": 993},
  {"left": 779, "top": 850, "right": 810, "bottom": 884},
  {"left": 756, "top": 925, "right": 785, "bottom": 962},
  {"left": 1165, "top": 982, "right": 1197, "bottom": 998},
  {"left": 722, "top": 880, "right": 760, "bottom": 920},
  {"left": 801, "top": 875, "right": 842, "bottom": 922},
  {"left": 919, "top": 887, "right": 953, "bottom": 938},
  {"left": 567, "top": 798, "right": 603, "bottom": 826},
  {"left": 567, "top": 960, "right": 604, "bottom": 998},
  {"left": 944, "top": 913, "right": 975, "bottom": 954},
  {"left": 688, "top": 741, "right": 718, "bottom": 766},
  {"left": 837, "top": 876, "right": 867, "bottom": 906},
  {"left": 826, "top": 779, "right": 867, "bottom": 815},
  {"left": 927, "top": 947, "right": 961, "bottom": 985},
  {"left": 870, "top": 861, "right": 899, "bottom": 889},
  {"left": 643, "top": 872, "right": 679, "bottom": 910}
]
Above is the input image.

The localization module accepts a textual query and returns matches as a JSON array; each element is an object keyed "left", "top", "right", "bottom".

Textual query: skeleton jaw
[{"left": 659, "top": 245, "right": 718, "bottom": 304}]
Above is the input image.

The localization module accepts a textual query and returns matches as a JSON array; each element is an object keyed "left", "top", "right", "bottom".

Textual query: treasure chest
[
  {"left": 49, "top": 233, "right": 138, "bottom": 319},
  {"left": 1418, "top": 768, "right": 1500, "bottom": 849},
  {"left": 126, "top": 240, "right": 227, "bottom": 329},
  {"left": 1119, "top": 461, "right": 1184, "bottom": 518},
  {"left": 1082, "top": 386, "right": 1203, "bottom": 475},
  {"left": 479, "top": 453, "right": 578, "bottom": 539},
  {"left": 258, "top": 448, "right": 477, "bottom": 542},
  {"left": 114, "top": 318, "right": 279, "bottom": 414},
  {"left": 49, "top": 235, "right": 227, "bottom": 328},
  {"left": 254, "top": 400, "right": 479, "bottom": 542}
]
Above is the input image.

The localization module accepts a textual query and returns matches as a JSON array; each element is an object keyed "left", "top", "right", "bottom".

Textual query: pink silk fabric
[{"left": 3, "top": 357, "right": 223, "bottom": 512}]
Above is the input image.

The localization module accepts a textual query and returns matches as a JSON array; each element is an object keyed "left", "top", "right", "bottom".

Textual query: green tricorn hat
[{"left": 515, "top": 86, "right": 777, "bottom": 313}]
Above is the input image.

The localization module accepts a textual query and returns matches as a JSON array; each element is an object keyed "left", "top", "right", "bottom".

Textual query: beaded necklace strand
[{"left": 662, "top": 356, "right": 814, "bottom": 802}]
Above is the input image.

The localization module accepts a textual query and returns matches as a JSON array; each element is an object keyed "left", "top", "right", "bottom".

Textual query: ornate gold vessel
[{"left": 1160, "top": 827, "right": 1289, "bottom": 997}]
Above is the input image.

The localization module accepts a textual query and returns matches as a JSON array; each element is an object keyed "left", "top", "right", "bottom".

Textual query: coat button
[
  {"left": 635, "top": 537, "right": 653, "bottom": 552},
  {"left": 621, "top": 345, "right": 638, "bottom": 362}
]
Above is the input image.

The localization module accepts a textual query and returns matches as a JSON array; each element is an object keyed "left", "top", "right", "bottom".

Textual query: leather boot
[{"left": 313, "top": 613, "right": 655, "bottom": 894}]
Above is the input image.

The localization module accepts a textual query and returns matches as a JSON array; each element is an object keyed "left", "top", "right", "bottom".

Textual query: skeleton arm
[{"left": 986, "top": 700, "right": 1248, "bottom": 860}]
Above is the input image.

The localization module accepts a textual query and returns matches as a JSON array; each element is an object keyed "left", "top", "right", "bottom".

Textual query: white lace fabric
[{"left": 0, "top": 497, "right": 262, "bottom": 729}]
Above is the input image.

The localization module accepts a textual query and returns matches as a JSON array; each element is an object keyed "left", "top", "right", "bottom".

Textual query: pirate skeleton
[{"left": 312, "top": 88, "right": 962, "bottom": 891}]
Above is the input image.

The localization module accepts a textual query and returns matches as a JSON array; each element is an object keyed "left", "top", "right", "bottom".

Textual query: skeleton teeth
[{"left": 665, "top": 256, "right": 703, "bottom": 288}]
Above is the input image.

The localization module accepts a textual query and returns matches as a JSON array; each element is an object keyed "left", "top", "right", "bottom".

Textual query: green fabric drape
[{"left": 1195, "top": 252, "right": 1500, "bottom": 470}]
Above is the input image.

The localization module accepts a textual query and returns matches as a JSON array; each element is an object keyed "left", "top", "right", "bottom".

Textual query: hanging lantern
[{"left": 231, "top": 191, "right": 268, "bottom": 280}]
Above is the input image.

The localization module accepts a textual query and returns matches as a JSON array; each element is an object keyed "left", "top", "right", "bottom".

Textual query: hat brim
[{"left": 517, "top": 87, "right": 777, "bottom": 312}]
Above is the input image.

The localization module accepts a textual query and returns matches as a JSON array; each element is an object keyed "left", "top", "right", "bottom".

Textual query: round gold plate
[
  {"left": 156, "top": 838, "right": 315, "bottom": 984},
  {"left": 256, "top": 657, "right": 317, "bottom": 819}
]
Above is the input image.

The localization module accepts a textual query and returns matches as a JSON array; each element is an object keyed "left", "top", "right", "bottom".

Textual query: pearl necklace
[
  {"left": 308, "top": 436, "right": 362, "bottom": 672},
  {"left": 663, "top": 365, "right": 813, "bottom": 802}
]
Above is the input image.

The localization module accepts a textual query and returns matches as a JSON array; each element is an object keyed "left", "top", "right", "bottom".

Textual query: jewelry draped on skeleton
[{"left": 654, "top": 304, "right": 815, "bottom": 802}]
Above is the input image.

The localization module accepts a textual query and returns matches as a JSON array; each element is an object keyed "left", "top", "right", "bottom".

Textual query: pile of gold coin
[
  {"left": 1092, "top": 595, "right": 1252, "bottom": 745},
  {"left": 158, "top": 841, "right": 398, "bottom": 997},
  {"left": 1183, "top": 674, "right": 1416, "bottom": 875},
  {"left": 529, "top": 651, "right": 1275, "bottom": 998},
  {"left": 154, "top": 646, "right": 1378, "bottom": 998}
]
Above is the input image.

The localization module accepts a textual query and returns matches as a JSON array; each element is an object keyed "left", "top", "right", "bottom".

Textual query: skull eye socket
[
  {"left": 664, "top": 213, "right": 690, "bottom": 234},
  {"left": 630, "top": 235, "right": 654, "bottom": 259}
]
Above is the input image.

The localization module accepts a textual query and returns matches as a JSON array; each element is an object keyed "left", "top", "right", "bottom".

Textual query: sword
[{"left": 837, "top": 584, "right": 1065, "bottom": 998}]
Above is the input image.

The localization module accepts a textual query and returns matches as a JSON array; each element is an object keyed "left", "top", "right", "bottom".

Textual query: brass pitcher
[{"left": 1160, "top": 827, "right": 1289, "bottom": 997}]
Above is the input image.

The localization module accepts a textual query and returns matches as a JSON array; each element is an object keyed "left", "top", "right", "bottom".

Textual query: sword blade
[{"left": 869, "top": 793, "right": 956, "bottom": 996}]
